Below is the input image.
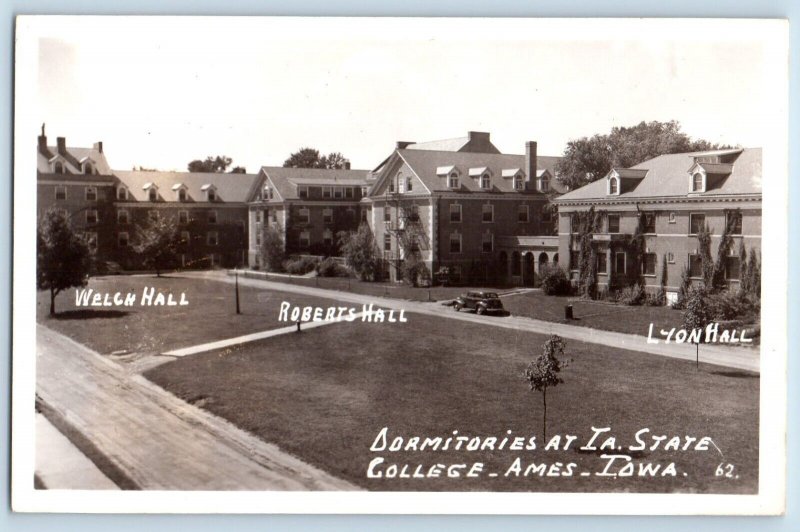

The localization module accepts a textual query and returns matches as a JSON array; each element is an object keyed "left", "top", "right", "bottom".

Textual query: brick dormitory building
[{"left": 37, "top": 129, "right": 761, "bottom": 296}]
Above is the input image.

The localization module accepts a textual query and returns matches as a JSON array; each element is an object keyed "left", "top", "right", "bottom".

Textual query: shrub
[
  {"left": 316, "top": 257, "right": 350, "bottom": 278},
  {"left": 706, "top": 290, "right": 758, "bottom": 321},
  {"left": 540, "top": 265, "right": 571, "bottom": 296},
  {"left": 402, "top": 259, "right": 432, "bottom": 287},
  {"left": 645, "top": 290, "right": 665, "bottom": 307},
  {"left": 282, "top": 256, "right": 318, "bottom": 275},
  {"left": 618, "top": 283, "right": 645, "bottom": 306}
]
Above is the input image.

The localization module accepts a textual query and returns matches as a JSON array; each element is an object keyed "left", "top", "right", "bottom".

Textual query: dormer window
[
  {"left": 539, "top": 175, "right": 550, "bottom": 192},
  {"left": 448, "top": 172, "right": 459, "bottom": 189},
  {"left": 201, "top": 184, "right": 217, "bottom": 202},
  {"left": 609, "top": 177, "right": 619, "bottom": 195},
  {"left": 692, "top": 172, "right": 704, "bottom": 192},
  {"left": 264, "top": 186, "right": 273, "bottom": 200},
  {"left": 143, "top": 183, "right": 159, "bottom": 202},
  {"left": 117, "top": 186, "right": 129, "bottom": 201},
  {"left": 514, "top": 175, "right": 524, "bottom": 190},
  {"left": 172, "top": 184, "right": 188, "bottom": 202},
  {"left": 54, "top": 162, "right": 65, "bottom": 174},
  {"left": 83, "top": 162, "right": 94, "bottom": 175},
  {"left": 480, "top": 174, "right": 491, "bottom": 190}
]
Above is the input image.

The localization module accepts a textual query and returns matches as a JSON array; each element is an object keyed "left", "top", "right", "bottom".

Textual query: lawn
[
  {"left": 501, "top": 291, "right": 687, "bottom": 338},
  {"left": 36, "top": 274, "right": 353, "bottom": 356},
  {"left": 146, "top": 314, "right": 759, "bottom": 493}
]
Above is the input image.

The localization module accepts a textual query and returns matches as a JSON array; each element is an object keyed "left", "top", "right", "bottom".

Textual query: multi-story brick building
[
  {"left": 553, "top": 148, "right": 762, "bottom": 303},
  {"left": 366, "top": 132, "right": 563, "bottom": 284}
]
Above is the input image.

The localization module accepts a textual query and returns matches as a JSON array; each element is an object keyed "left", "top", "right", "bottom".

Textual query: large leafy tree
[
  {"left": 134, "top": 215, "right": 180, "bottom": 277},
  {"left": 337, "top": 223, "right": 380, "bottom": 281},
  {"left": 283, "top": 147, "right": 350, "bottom": 169},
  {"left": 37, "top": 209, "right": 92, "bottom": 315},
  {"left": 260, "top": 224, "right": 285, "bottom": 272},
  {"left": 187, "top": 155, "right": 245, "bottom": 173},
  {"left": 556, "top": 120, "right": 728, "bottom": 190}
]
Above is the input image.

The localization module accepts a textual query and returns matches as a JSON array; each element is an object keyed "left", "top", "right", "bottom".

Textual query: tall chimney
[
  {"left": 37, "top": 132, "right": 49, "bottom": 157},
  {"left": 344, "top": 161, "right": 351, "bottom": 170},
  {"left": 525, "top": 141, "right": 537, "bottom": 191},
  {"left": 56, "top": 136, "right": 67, "bottom": 155},
  {"left": 93, "top": 141, "right": 103, "bottom": 153}
]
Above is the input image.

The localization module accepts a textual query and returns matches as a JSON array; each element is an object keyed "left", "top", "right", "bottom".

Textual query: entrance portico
[{"left": 497, "top": 235, "right": 559, "bottom": 286}]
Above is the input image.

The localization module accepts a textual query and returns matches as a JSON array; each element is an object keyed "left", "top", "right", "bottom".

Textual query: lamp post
[{"left": 235, "top": 268, "right": 241, "bottom": 315}]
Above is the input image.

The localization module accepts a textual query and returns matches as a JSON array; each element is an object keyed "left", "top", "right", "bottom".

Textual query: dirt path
[
  {"left": 185, "top": 270, "right": 759, "bottom": 373},
  {"left": 36, "top": 324, "right": 360, "bottom": 491}
]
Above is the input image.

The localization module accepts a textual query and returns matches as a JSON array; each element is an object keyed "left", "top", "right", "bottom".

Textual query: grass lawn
[
  {"left": 502, "top": 291, "right": 687, "bottom": 338},
  {"left": 146, "top": 314, "right": 758, "bottom": 493},
  {"left": 36, "top": 274, "right": 353, "bottom": 356}
]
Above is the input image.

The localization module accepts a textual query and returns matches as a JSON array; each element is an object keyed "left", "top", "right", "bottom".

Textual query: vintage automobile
[{"left": 453, "top": 291, "right": 504, "bottom": 315}]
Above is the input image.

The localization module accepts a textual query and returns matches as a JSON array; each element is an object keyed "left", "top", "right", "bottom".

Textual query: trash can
[{"left": 565, "top": 305, "right": 573, "bottom": 320}]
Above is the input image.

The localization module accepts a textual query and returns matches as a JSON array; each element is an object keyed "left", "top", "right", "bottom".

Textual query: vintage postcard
[{"left": 11, "top": 16, "right": 788, "bottom": 514}]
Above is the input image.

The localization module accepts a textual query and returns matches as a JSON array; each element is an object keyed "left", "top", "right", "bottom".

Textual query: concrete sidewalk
[
  {"left": 187, "top": 270, "right": 760, "bottom": 373},
  {"left": 37, "top": 324, "right": 359, "bottom": 491}
]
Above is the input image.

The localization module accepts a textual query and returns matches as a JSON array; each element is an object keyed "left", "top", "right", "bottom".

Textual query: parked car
[{"left": 454, "top": 291, "right": 504, "bottom": 315}]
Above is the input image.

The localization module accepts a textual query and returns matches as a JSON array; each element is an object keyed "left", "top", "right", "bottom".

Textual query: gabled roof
[
  {"left": 38, "top": 145, "right": 112, "bottom": 175},
  {"left": 406, "top": 137, "right": 472, "bottom": 152},
  {"left": 555, "top": 148, "right": 761, "bottom": 202},
  {"left": 377, "top": 149, "right": 562, "bottom": 194},
  {"left": 112, "top": 171, "right": 260, "bottom": 202},
  {"left": 258, "top": 166, "right": 371, "bottom": 201}
]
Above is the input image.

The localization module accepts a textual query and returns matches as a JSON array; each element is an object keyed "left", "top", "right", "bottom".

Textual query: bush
[
  {"left": 645, "top": 289, "right": 665, "bottom": 307},
  {"left": 316, "top": 257, "right": 350, "bottom": 278},
  {"left": 706, "top": 290, "right": 758, "bottom": 321},
  {"left": 540, "top": 266, "right": 571, "bottom": 296},
  {"left": 282, "top": 256, "right": 318, "bottom": 275},
  {"left": 618, "top": 284, "right": 645, "bottom": 306},
  {"left": 403, "top": 259, "right": 432, "bottom": 287}
]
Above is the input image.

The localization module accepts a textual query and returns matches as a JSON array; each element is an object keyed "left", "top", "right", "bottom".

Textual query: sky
[{"left": 34, "top": 17, "right": 783, "bottom": 173}]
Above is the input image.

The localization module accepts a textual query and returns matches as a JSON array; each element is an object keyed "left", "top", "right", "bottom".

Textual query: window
[
  {"left": 692, "top": 172, "right": 704, "bottom": 192},
  {"left": 84, "top": 232, "right": 97, "bottom": 251},
  {"left": 518, "top": 205, "right": 529, "bottom": 223},
  {"left": 55, "top": 185, "right": 67, "bottom": 200},
  {"left": 667, "top": 251, "right": 675, "bottom": 264},
  {"left": 346, "top": 187, "right": 354, "bottom": 198},
  {"left": 482, "top": 232, "right": 493, "bottom": 253},
  {"left": 641, "top": 212, "right": 656, "bottom": 234},
  {"left": 181, "top": 231, "right": 191, "bottom": 245},
  {"left": 541, "top": 207, "right": 552, "bottom": 223},
  {"left": 323, "top": 208, "right": 333, "bottom": 224},
  {"left": 406, "top": 179, "right": 413, "bottom": 192},
  {"left": 323, "top": 187, "right": 332, "bottom": 199},
  {"left": 298, "top": 231, "right": 309, "bottom": 248},
  {"left": 607, "top": 214, "right": 620, "bottom": 234},
  {"left": 178, "top": 210, "right": 189, "bottom": 225},
  {"left": 609, "top": 177, "right": 619, "bottom": 195},
  {"left": 117, "top": 187, "right": 128, "bottom": 201},
  {"left": 118, "top": 232, "right": 129, "bottom": 247},
  {"left": 668, "top": 212, "right": 676, "bottom": 224},
  {"left": 85, "top": 187, "right": 97, "bottom": 201},
  {"left": 255, "top": 210, "right": 262, "bottom": 223},
  {"left": 205, "top": 210, "right": 216, "bottom": 224},
  {"left": 569, "top": 250, "right": 580, "bottom": 271},
  {"left": 398, "top": 178, "right": 405, "bottom": 194},
  {"left": 361, "top": 186, "right": 368, "bottom": 197},
  {"left": 642, "top": 253, "right": 657, "bottom": 276},
  {"left": 406, "top": 205, "right": 420, "bottom": 222},
  {"left": 384, "top": 207, "right": 391, "bottom": 222},
  {"left": 334, "top": 187, "right": 343, "bottom": 199},
  {"left": 539, "top": 176, "right": 550, "bottom": 192},
  {"left": 117, "top": 210, "right": 129, "bottom": 225},
  {"left": 726, "top": 210, "right": 743, "bottom": 235},
  {"left": 448, "top": 173, "right": 459, "bottom": 189},
  {"left": 480, "top": 174, "right": 491, "bottom": 190},
  {"left": 449, "top": 204, "right": 462, "bottom": 223},
  {"left": 614, "top": 252, "right": 627, "bottom": 274},
  {"left": 298, "top": 186, "right": 308, "bottom": 199},
  {"left": 54, "top": 162, "right": 65, "bottom": 174},
  {"left": 83, "top": 162, "right": 94, "bottom": 175},
  {"left": 86, "top": 209, "right": 98, "bottom": 224},
  {"left": 388, "top": 180, "right": 395, "bottom": 193},
  {"left": 689, "top": 254, "right": 703, "bottom": 278},
  {"left": 514, "top": 176, "right": 524, "bottom": 190},
  {"left": 207, "top": 231, "right": 219, "bottom": 246},
  {"left": 725, "top": 256, "right": 741, "bottom": 280},
  {"left": 482, "top": 204, "right": 494, "bottom": 223},
  {"left": 597, "top": 251, "right": 607, "bottom": 274},
  {"left": 178, "top": 188, "right": 187, "bottom": 202},
  {"left": 384, "top": 234, "right": 391, "bottom": 251},
  {"left": 449, "top": 233, "right": 462, "bottom": 254},
  {"left": 148, "top": 188, "right": 157, "bottom": 201},
  {"left": 298, "top": 208, "right": 310, "bottom": 224},
  {"left": 148, "top": 210, "right": 159, "bottom": 221},
  {"left": 207, "top": 189, "right": 217, "bottom": 201},
  {"left": 323, "top": 229, "right": 333, "bottom": 247},
  {"left": 689, "top": 213, "right": 705, "bottom": 235}
]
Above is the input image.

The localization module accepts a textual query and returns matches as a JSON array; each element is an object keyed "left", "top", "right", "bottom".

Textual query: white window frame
[
  {"left": 345, "top": 187, "right": 354, "bottom": 198},
  {"left": 449, "top": 233, "right": 462, "bottom": 254},
  {"left": 54, "top": 185, "right": 67, "bottom": 200},
  {"left": 208, "top": 210, "right": 218, "bottom": 224},
  {"left": 117, "top": 209, "right": 129, "bottom": 225},
  {"left": 667, "top": 251, "right": 675, "bottom": 263},
  {"left": 448, "top": 173, "right": 459, "bottom": 189},
  {"left": 178, "top": 188, "right": 188, "bottom": 202},
  {"left": 207, "top": 188, "right": 217, "bottom": 202},
  {"left": 607, "top": 214, "right": 621, "bottom": 234},
  {"left": 481, "top": 232, "right": 494, "bottom": 253},
  {"left": 608, "top": 176, "right": 619, "bottom": 195},
  {"left": 322, "top": 186, "right": 332, "bottom": 199},
  {"left": 117, "top": 186, "right": 129, "bottom": 201},
  {"left": 298, "top": 186, "right": 309, "bottom": 199},
  {"left": 179, "top": 210, "right": 189, "bottom": 225},
  {"left": 334, "top": 187, "right": 343, "bottom": 199},
  {"left": 482, "top": 204, "right": 494, "bottom": 223},
  {"left": 689, "top": 212, "right": 705, "bottom": 235},
  {"left": 85, "top": 209, "right": 98, "bottom": 224},
  {"left": 83, "top": 162, "right": 95, "bottom": 175},
  {"left": 539, "top": 176, "right": 550, "bottom": 193},
  {"left": 518, "top": 205, "right": 529, "bottom": 223},
  {"left": 642, "top": 252, "right": 657, "bottom": 277},
  {"left": 514, "top": 175, "right": 524, "bottom": 191},
  {"left": 85, "top": 186, "right": 97, "bottom": 201},
  {"left": 383, "top": 233, "right": 391, "bottom": 251},
  {"left": 480, "top": 174, "right": 491, "bottom": 190},
  {"left": 299, "top": 231, "right": 310, "bottom": 248},
  {"left": 668, "top": 212, "right": 676, "bottom": 224},
  {"left": 692, "top": 172, "right": 705, "bottom": 192},
  {"left": 449, "top": 204, "right": 462, "bottom": 223},
  {"left": 148, "top": 188, "right": 158, "bottom": 201},
  {"left": 298, "top": 207, "right": 310, "bottom": 224},
  {"left": 323, "top": 208, "right": 333, "bottom": 224},
  {"left": 323, "top": 228, "right": 333, "bottom": 246}
]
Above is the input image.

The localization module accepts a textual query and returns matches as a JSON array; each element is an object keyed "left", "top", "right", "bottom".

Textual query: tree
[
  {"left": 37, "top": 209, "right": 92, "bottom": 315},
  {"left": 187, "top": 155, "right": 242, "bottom": 173},
  {"left": 260, "top": 224, "right": 285, "bottom": 272},
  {"left": 337, "top": 223, "right": 380, "bottom": 281},
  {"left": 738, "top": 241, "right": 749, "bottom": 294},
  {"left": 696, "top": 222, "right": 714, "bottom": 288},
  {"left": 556, "top": 120, "right": 729, "bottom": 190},
  {"left": 683, "top": 286, "right": 712, "bottom": 344},
  {"left": 283, "top": 147, "right": 350, "bottom": 169},
  {"left": 674, "top": 265, "right": 692, "bottom": 309},
  {"left": 524, "top": 335, "right": 569, "bottom": 442},
  {"left": 134, "top": 215, "right": 180, "bottom": 277},
  {"left": 746, "top": 251, "right": 761, "bottom": 300}
]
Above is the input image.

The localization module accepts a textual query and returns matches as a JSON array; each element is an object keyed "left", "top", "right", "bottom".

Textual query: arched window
[
  {"left": 480, "top": 174, "right": 491, "bottom": 190},
  {"left": 514, "top": 176, "right": 524, "bottom": 190},
  {"left": 54, "top": 162, "right": 64, "bottom": 174},
  {"left": 540, "top": 175, "right": 550, "bottom": 192},
  {"left": 609, "top": 177, "right": 618, "bottom": 195},
  {"left": 448, "top": 173, "right": 459, "bottom": 189},
  {"left": 692, "top": 172, "right": 704, "bottom": 192},
  {"left": 83, "top": 163, "right": 94, "bottom": 175},
  {"left": 148, "top": 188, "right": 157, "bottom": 201},
  {"left": 117, "top": 187, "right": 128, "bottom": 201},
  {"left": 178, "top": 188, "right": 187, "bottom": 201}
]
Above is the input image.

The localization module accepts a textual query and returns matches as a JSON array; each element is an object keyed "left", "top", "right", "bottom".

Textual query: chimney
[
  {"left": 37, "top": 133, "right": 49, "bottom": 157},
  {"left": 344, "top": 161, "right": 351, "bottom": 170},
  {"left": 396, "top": 141, "right": 414, "bottom": 149},
  {"left": 56, "top": 136, "right": 67, "bottom": 155},
  {"left": 93, "top": 141, "right": 103, "bottom": 153},
  {"left": 525, "top": 141, "right": 538, "bottom": 191},
  {"left": 467, "top": 131, "right": 491, "bottom": 143}
]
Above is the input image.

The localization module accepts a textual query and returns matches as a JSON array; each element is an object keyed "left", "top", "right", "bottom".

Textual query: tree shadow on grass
[
  {"left": 709, "top": 370, "right": 759, "bottom": 379},
  {"left": 52, "top": 309, "right": 131, "bottom": 320}
]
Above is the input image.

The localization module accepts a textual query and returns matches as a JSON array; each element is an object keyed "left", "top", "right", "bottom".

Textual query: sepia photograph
[{"left": 11, "top": 16, "right": 788, "bottom": 515}]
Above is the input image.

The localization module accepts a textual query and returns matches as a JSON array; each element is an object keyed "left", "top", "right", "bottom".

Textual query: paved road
[
  {"left": 187, "top": 270, "right": 760, "bottom": 373},
  {"left": 36, "top": 324, "right": 359, "bottom": 491}
]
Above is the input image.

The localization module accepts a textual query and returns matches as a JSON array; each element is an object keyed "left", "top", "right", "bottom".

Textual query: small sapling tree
[
  {"left": 524, "top": 335, "right": 570, "bottom": 442},
  {"left": 37, "top": 209, "right": 92, "bottom": 315}
]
